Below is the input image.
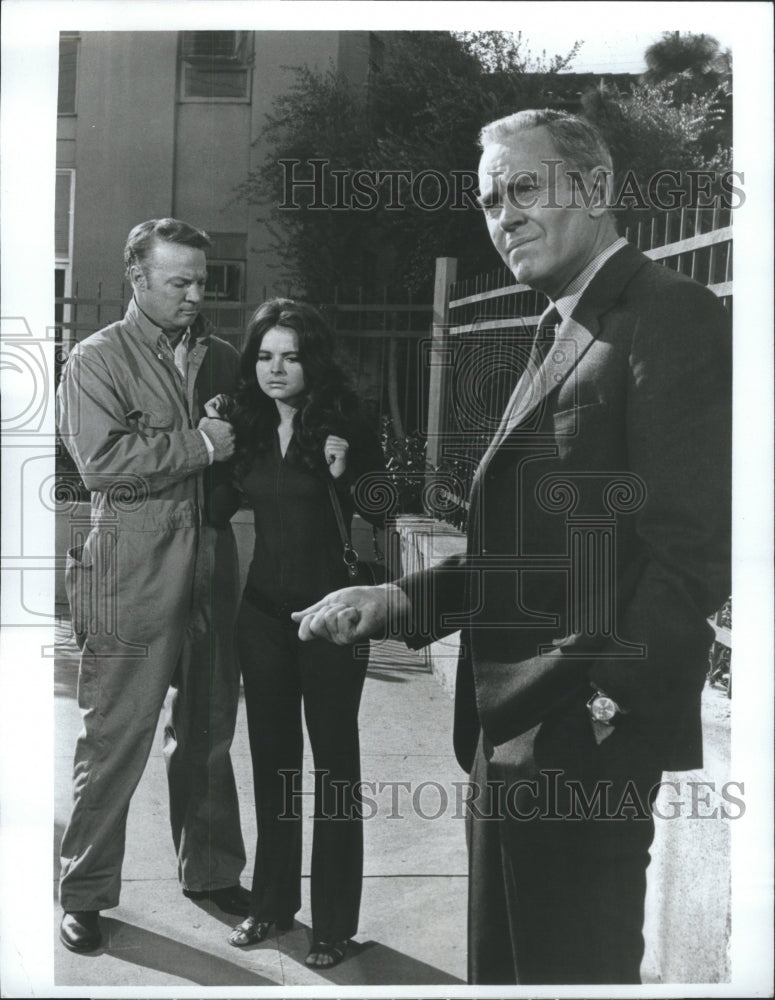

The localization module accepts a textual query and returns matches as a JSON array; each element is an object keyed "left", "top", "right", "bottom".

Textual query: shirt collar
[
  {"left": 551, "top": 237, "right": 629, "bottom": 323},
  {"left": 160, "top": 327, "right": 191, "bottom": 352},
  {"left": 125, "top": 297, "right": 209, "bottom": 349}
]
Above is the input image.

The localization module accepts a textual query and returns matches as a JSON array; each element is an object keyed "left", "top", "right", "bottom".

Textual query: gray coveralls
[{"left": 57, "top": 299, "right": 245, "bottom": 911}]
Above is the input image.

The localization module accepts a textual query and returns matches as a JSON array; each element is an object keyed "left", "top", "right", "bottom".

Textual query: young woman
[{"left": 226, "top": 299, "right": 385, "bottom": 969}]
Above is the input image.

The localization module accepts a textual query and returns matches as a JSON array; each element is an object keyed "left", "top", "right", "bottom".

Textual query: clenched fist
[
  {"left": 324, "top": 435, "right": 349, "bottom": 479},
  {"left": 198, "top": 416, "right": 235, "bottom": 461},
  {"left": 203, "top": 393, "right": 234, "bottom": 420}
]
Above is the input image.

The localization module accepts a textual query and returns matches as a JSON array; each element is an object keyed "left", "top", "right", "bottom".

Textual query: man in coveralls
[{"left": 57, "top": 218, "right": 248, "bottom": 952}]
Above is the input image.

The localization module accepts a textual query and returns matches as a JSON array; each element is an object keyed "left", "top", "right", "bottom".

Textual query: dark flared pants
[
  {"left": 467, "top": 695, "right": 663, "bottom": 985},
  {"left": 237, "top": 601, "right": 367, "bottom": 943}
]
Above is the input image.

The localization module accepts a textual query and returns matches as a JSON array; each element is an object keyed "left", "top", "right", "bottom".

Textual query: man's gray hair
[
  {"left": 479, "top": 109, "right": 613, "bottom": 176},
  {"left": 124, "top": 218, "right": 211, "bottom": 279}
]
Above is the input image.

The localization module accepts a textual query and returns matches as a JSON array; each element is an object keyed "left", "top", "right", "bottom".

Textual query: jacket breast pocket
[{"left": 552, "top": 401, "right": 619, "bottom": 467}]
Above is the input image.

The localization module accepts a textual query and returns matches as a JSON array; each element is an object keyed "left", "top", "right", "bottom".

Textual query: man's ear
[
  {"left": 588, "top": 166, "right": 613, "bottom": 218},
  {"left": 129, "top": 264, "right": 147, "bottom": 291}
]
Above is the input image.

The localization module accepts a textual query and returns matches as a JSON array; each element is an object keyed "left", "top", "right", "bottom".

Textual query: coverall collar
[{"left": 125, "top": 296, "right": 213, "bottom": 350}]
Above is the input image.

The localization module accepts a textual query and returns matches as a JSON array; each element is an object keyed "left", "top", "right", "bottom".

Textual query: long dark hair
[{"left": 232, "top": 298, "right": 360, "bottom": 476}]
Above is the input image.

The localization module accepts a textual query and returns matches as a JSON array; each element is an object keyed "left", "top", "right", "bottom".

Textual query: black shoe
[
  {"left": 227, "top": 914, "right": 294, "bottom": 947},
  {"left": 60, "top": 911, "right": 101, "bottom": 952},
  {"left": 183, "top": 884, "right": 251, "bottom": 915}
]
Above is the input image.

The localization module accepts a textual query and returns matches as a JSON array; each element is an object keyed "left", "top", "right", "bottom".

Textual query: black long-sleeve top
[{"left": 240, "top": 428, "right": 385, "bottom": 610}]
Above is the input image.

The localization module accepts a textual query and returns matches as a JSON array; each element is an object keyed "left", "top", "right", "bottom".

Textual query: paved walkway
[{"left": 53, "top": 622, "right": 468, "bottom": 988}]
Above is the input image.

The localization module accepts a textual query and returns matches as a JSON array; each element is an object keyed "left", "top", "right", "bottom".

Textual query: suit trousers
[
  {"left": 59, "top": 523, "right": 246, "bottom": 911},
  {"left": 466, "top": 695, "right": 663, "bottom": 985},
  {"left": 237, "top": 601, "right": 367, "bottom": 942}
]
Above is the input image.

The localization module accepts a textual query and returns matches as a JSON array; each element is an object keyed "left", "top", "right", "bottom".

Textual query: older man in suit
[{"left": 293, "top": 110, "right": 732, "bottom": 984}]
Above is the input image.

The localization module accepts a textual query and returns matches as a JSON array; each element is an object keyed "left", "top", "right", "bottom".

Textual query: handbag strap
[
  {"left": 326, "top": 478, "right": 361, "bottom": 578},
  {"left": 371, "top": 524, "right": 385, "bottom": 562}
]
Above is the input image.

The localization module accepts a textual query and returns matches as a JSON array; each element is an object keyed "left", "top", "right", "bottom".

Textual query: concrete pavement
[
  {"left": 53, "top": 622, "right": 469, "bottom": 989},
  {"left": 53, "top": 617, "right": 734, "bottom": 988}
]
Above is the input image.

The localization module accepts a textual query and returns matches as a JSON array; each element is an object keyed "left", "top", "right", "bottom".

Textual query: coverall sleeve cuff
[
  {"left": 198, "top": 428, "right": 216, "bottom": 464},
  {"left": 185, "top": 428, "right": 211, "bottom": 471}
]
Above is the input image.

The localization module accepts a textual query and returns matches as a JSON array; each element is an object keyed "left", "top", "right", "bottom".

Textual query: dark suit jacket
[{"left": 401, "top": 244, "right": 731, "bottom": 773}]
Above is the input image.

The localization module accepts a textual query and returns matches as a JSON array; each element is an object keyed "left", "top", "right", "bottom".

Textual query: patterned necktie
[
  {"left": 476, "top": 305, "right": 560, "bottom": 479},
  {"left": 533, "top": 305, "right": 560, "bottom": 367}
]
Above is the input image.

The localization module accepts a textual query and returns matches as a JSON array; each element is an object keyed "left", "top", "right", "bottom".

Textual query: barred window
[
  {"left": 205, "top": 233, "right": 246, "bottom": 302},
  {"left": 58, "top": 33, "right": 79, "bottom": 114},
  {"left": 55, "top": 169, "right": 74, "bottom": 261},
  {"left": 206, "top": 262, "right": 245, "bottom": 302},
  {"left": 179, "top": 31, "right": 251, "bottom": 101}
]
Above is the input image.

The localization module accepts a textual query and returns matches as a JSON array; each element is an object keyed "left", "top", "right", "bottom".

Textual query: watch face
[{"left": 590, "top": 695, "right": 617, "bottom": 723}]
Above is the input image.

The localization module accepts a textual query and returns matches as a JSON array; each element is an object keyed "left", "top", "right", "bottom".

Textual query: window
[
  {"left": 179, "top": 31, "right": 251, "bottom": 101},
  {"left": 205, "top": 233, "right": 246, "bottom": 303},
  {"left": 55, "top": 169, "right": 75, "bottom": 262},
  {"left": 55, "top": 169, "right": 75, "bottom": 338},
  {"left": 58, "top": 33, "right": 79, "bottom": 114},
  {"left": 206, "top": 262, "right": 245, "bottom": 302},
  {"left": 55, "top": 267, "right": 66, "bottom": 325},
  {"left": 201, "top": 234, "right": 246, "bottom": 330}
]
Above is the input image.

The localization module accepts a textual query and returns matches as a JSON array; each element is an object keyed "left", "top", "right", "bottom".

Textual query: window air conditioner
[{"left": 180, "top": 31, "right": 244, "bottom": 62}]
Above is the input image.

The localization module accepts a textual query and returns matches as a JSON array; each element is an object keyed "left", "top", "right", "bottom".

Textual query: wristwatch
[{"left": 586, "top": 689, "right": 626, "bottom": 726}]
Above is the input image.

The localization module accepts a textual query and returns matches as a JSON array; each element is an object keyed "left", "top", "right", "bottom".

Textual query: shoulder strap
[{"left": 326, "top": 478, "right": 361, "bottom": 578}]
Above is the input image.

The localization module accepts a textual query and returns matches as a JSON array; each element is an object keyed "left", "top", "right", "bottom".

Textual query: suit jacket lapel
[
  {"left": 503, "top": 314, "right": 596, "bottom": 431},
  {"left": 469, "top": 244, "right": 655, "bottom": 747},
  {"left": 492, "top": 244, "right": 652, "bottom": 443}
]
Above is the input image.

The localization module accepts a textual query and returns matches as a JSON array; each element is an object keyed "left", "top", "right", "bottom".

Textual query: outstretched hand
[{"left": 292, "top": 583, "right": 410, "bottom": 645}]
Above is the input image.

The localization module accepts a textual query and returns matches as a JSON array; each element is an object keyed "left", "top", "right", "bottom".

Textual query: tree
[
  {"left": 580, "top": 79, "right": 732, "bottom": 236},
  {"left": 456, "top": 29, "right": 580, "bottom": 74},
  {"left": 580, "top": 32, "right": 733, "bottom": 235},
  {"left": 238, "top": 66, "right": 375, "bottom": 301},
  {"left": 640, "top": 31, "right": 732, "bottom": 156},
  {"left": 367, "top": 32, "right": 580, "bottom": 292},
  {"left": 240, "top": 30, "right": 580, "bottom": 300},
  {"left": 583, "top": 78, "right": 731, "bottom": 178},
  {"left": 642, "top": 31, "right": 732, "bottom": 100}
]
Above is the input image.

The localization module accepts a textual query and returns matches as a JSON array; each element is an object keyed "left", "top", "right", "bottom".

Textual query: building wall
[
  {"left": 69, "top": 32, "right": 178, "bottom": 301},
  {"left": 56, "top": 30, "right": 369, "bottom": 331},
  {"left": 174, "top": 102, "right": 252, "bottom": 228}
]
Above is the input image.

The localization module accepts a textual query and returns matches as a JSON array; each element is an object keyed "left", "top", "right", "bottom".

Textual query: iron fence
[{"left": 53, "top": 287, "right": 433, "bottom": 439}]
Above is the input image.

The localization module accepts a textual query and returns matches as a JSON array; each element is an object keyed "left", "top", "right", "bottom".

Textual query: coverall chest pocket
[{"left": 125, "top": 407, "right": 178, "bottom": 431}]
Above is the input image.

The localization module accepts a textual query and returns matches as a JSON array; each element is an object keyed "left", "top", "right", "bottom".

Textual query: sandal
[
  {"left": 305, "top": 939, "right": 349, "bottom": 969},
  {"left": 228, "top": 915, "right": 294, "bottom": 948}
]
